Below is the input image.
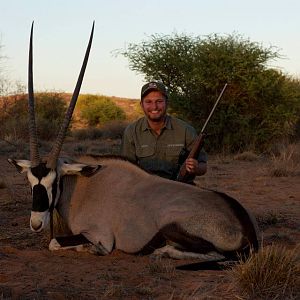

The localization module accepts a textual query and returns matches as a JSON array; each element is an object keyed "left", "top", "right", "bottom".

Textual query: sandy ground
[{"left": 0, "top": 154, "right": 299, "bottom": 299}]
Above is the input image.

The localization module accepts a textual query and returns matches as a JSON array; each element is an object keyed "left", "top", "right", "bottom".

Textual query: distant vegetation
[
  {"left": 0, "top": 92, "right": 67, "bottom": 141},
  {"left": 0, "top": 92, "right": 140, "bottom": 149},
  {"left": 77, "top": 94, "right": 126, "bottom": 126},
  {"left": 1, "top": 33, "right": 300, "bottom": 154},
  {"left": 121, "top": 33, "right": 300, "bottom": 153}
]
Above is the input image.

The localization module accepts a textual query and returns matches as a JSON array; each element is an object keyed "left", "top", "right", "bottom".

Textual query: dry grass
[
  {"left": 147, "top": 257, "right": 175, "bottom": 276},
  {"left": 268, "top": 143, "right": 300, "bottom": 177},
  {"left": 101, "top": 271, "right": 122, "bottom": 281},
  {"left": 234, "top": 151, "right": 259, "bottom": 161},
  {"left": 102, "top": 283, "right": 128, "bottom": 298},
  {"left": 134, "top": 284, "right": 155, "bottom": 297},
  {"left": 256, "top": 210, "right": 287, "bottom": 230},
  {"left": 212, "top": 153, "right": 233, "bottom": 164},
  {"left": 62, "top": 139, "right": 121, "bottom": 157},
  {"left": 102, "top": 282, "right": 154, "bottom": 298},
  {"left": 229, "top": 244, "right": 300, "bottom": 299}
]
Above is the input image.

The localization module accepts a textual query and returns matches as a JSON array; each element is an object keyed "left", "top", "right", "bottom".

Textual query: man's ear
[
  {"left": 8, "top": 159, "right": 31, "bottom": 173},
  {"left": 60, "top": 163, "right": 102, "bottom": 177}
]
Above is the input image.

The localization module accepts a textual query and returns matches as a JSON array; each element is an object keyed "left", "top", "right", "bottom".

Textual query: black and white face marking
[
  {"left": 8, "top": 158, "right": 99, "bottom": 233},
  {"left": 27, "top": 163, "right": 58, "bottom": 232}
]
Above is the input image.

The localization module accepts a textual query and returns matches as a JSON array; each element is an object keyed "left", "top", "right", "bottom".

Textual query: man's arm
[{"left": 120, "top": 126, "right": 137, "bottom": 162}]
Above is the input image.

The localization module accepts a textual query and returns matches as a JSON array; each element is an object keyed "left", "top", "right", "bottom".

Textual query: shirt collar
[
  {"left": 165, "top": 115, "right": 172, "bottom": 130},
  {"left": 142, "top": 115, "right": 172, "bottom": 132}
]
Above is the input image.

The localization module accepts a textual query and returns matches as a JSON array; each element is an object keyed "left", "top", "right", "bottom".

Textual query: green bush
[
  {"left": 78, "top": 94, "right": 126, "bottom": 126},
  {"left": 0, "top": 92, "right": 67, "bottom": 141}
]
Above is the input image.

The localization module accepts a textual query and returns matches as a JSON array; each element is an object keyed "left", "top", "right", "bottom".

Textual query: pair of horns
[{"left": 28, "top": 21, "right": 95, "bottom": 169}]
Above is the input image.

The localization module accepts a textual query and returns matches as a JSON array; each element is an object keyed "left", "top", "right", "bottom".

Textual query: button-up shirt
[{"left": 121, "top": 115, "right": 207, "bottom": 179}]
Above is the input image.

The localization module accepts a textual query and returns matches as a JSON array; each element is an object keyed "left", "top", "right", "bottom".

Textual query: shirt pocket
[
  {"left": 136, "top": 144, "right": 155, "bottom": 158},
  {"left": 165, "top": 144, "right": 184, "bottom": 163}
]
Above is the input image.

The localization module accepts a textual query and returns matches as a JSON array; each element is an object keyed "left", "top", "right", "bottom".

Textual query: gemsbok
[{"left": 8, "top": 22, "right": 259, "bottom": 262}]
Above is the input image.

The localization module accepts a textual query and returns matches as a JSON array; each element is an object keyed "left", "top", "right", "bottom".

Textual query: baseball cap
[{"left": 141, "top": 81, "right": 168, "bottom": 99}]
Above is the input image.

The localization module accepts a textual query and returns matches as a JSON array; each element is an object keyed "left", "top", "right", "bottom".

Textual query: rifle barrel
[{"left": 200, "top": 83, "right": 228, "bottom": 133}]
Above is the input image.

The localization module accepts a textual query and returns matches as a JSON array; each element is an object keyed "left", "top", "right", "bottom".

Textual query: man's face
[{"left": 141, "top": 91, "right": 167, "bottom": 122}]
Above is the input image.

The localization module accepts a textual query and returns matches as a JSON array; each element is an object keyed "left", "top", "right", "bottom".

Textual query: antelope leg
[
  {"left": 151, "top": 245, "right": 225, "bottom": 261},
  {"left": 49, "top": 234, "right": 108, "bottom": 255}
]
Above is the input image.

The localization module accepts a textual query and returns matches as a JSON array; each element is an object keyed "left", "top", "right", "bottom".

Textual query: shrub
[
  {"left": 256, "top": 211, "right": 286, "bottom": 230},
  {"left": 77, "top": 94, "right": 126, "bottom": 126},
  {"left": 101, "top": 120, "right": 128, "bottom": 139},
  {"left": 71, "top": 121, "right": 128, "bottom": 141},
  {"left": 72, "top": 128, "right": 104, "bottom": 140},
  {"left": 268, "top": 143, "right": 300, "bottom": 177},
  {"left": 230, "top": 244, "right": 300, "bottom": 299},
  {"left": 0, "top": 139, "right": 29, "bottom": 157},
  {"left": 0, "top": 92, "right": 67, "bottom": 141},
  {"left": 72, "top": 144, "right": 89, "bottom": 155}
]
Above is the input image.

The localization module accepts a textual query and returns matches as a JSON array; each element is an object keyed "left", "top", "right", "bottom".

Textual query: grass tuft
[
  {"left": 268, "top": 143, "right": 300, "bottom": 177},
  {"left": 229, "top": 244, "right": 300, "bottom": 299}
]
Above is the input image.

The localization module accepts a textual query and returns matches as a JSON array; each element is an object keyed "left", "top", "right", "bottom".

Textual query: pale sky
[{"left": 0, "top": 0, "right": 299, "bottom": 98}]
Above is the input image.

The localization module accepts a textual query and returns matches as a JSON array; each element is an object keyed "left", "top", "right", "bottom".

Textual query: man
[{"left": 121, "top": 81, "right": 207, "bottom": 183}]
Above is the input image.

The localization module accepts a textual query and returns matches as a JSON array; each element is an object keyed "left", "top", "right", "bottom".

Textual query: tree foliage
[
  {"left": 121, "top": 33, "right": 300, "bottom": 152},
  {"left": 77, "top": 94, "right": 126, "bottom": 126}
]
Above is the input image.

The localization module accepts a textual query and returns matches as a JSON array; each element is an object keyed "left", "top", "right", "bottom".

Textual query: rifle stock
[{"left": 176, "top": 133, "right": 206, "bottom": 182}]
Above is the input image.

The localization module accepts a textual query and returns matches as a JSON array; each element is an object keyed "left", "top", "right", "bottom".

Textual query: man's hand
[{"left": 185, "top": 158, "right": 207, "bottom": 176}]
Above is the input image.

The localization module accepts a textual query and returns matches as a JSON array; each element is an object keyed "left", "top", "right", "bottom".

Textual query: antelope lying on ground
[{"left": 8, "top": 23, "right": 259, "bottom": 261}]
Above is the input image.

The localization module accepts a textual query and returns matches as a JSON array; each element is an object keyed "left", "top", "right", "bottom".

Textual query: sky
[{"left": 0, "top": 0, "right": 299, "bottom": 99}]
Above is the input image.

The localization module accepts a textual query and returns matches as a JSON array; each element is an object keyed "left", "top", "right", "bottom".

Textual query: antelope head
[{"left": 8, "top": 22, "right": 95, "bottom": 232}]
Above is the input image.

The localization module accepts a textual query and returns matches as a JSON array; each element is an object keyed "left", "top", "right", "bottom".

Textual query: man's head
[
  {"left": 141, "top": 81, "right": 168, "bottom": 100},
  {"left": 140, "top": 82, "right": 168, "bottom": 122}
]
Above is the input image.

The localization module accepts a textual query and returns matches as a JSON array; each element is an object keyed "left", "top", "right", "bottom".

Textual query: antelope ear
[
  {"left": 8, "top": 159, "right": 32, "bottom": 173},
  {"left": 60, "top": 163, "right": 102, "bottom": 177},
  {"left": 80, "top": 165, "right": 102, "bottom": 177}
]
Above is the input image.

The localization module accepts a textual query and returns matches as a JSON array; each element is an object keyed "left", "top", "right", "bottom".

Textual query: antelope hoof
[{"left": 49, "top": 238, "right": 61, "bottom": 251}]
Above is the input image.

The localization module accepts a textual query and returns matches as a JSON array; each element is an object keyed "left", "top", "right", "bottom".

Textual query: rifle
[{"left": 176, "top": 83, "right": 228, "bottom": 183}]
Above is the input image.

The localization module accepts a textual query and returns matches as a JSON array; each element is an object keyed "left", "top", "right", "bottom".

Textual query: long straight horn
[
  {"left": 46, "top": 22, "right": 95, "bottom": 169},
  {"left": 28, "top": 21, "right": 41, "bottom": 167}
]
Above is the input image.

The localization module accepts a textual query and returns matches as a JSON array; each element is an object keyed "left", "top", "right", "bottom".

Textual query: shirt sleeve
[{"left": 120, "top": 125, "right": 137, "bottom": 162}]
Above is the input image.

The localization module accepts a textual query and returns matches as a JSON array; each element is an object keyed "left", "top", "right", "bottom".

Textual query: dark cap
[{"left": 141, "top": 81, "right": 168, "bottom": 99}]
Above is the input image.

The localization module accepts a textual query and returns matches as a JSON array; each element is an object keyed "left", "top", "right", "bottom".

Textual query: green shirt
[{"left": 121, "top": 115, "right": 207, "bottom": 179}]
